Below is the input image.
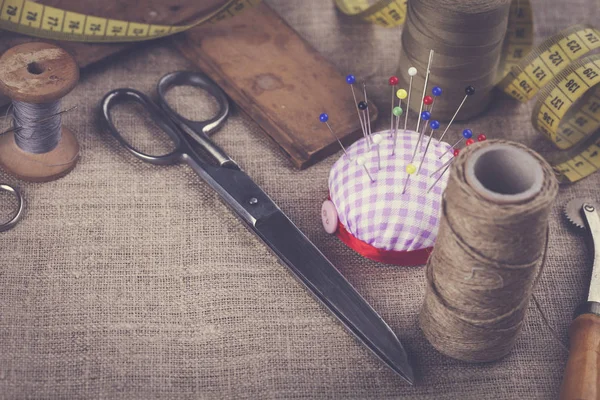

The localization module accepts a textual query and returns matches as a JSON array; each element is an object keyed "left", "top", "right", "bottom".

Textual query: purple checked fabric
[{"left": 329, "top": 129, "right": 453, "bottom": 252}]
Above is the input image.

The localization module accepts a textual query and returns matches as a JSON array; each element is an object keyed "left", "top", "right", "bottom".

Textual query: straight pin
[
  {"left": 405, "top": 67, "right": 417, "bottom": 131},
  {"left": 319, "top": 113, "right": 348, "bottom": 157},
  {"left": 362, "top": 81, "right": 373, "bottom": 142},
  {"left": 346, "top": 74, "right": 367, "bottom": 139},
  {"left": 416, "top": 120, "right": 440, "bottom": 174},
  {"left": 438, "top": 85, "right": 475, "bottom": 143},
  {"left": 428, "top": 134, "right": 486, "bottom": 192},
  {"left": 410, "top": 110, "right": 431, "bottom": 163},
  {"left": 440, "top": 129, "right": 473, "bottom": 159},
  {"left": 356, "top": 155, "right": 375, "bottom": 183},
  {"left": 415, "top": 50, "right": 434, "bottom": 135},
  {"left": 401, "top": 162, "right": 416, "bottom": 194},
  {"left": 416, "top": 86, "right": 443, "bottom": 171},
  {"left": 396, "top": 89, "right": 407, "bottom": 136},
  {"left": 427, "top": 164, "right": 451, "bottom": 193},
  {"left": 389, "top": 76, "right": 399, "bottom": 137},
  {"left": 428, "top": 148, "right": 460, "bottom": 192},
  {"left": 372, "top": 134, "right": 383, "bottom": 170},
  {"left": 358, "top": 101, "right": 370, "bottom": 147},
  {"left": 391, "top": 105, "right": 403, "bottom": 156},
  {"left": 430, "top": 153, "right": 457, "bottom": 178}
]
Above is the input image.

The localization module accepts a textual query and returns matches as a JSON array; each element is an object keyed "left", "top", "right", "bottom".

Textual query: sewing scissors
[
  {"left": 101, "top": 71, "right": 413, "bottom": 384},
  {"left": 0, "top": 183, "right": 24, "bottom": 232}
]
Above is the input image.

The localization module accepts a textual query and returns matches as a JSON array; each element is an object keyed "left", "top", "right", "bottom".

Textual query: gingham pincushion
[{"left": 324, "top": 129, "right": 453, "bottom": 265}]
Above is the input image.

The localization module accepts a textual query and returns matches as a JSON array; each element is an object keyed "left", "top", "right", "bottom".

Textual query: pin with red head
[{"left": 389, "top": 76, "right": 399, "bottom": 137}]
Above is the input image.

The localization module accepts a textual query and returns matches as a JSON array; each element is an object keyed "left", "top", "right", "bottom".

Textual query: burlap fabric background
[{"left": 1, "top": 0, "right": 599, "bottom": 398}]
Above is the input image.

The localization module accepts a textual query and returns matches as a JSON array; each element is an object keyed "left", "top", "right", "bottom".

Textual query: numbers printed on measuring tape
[
  {"left": 0, "top": 0, "right": 261, "bottom": 42},
  {"left": 494, "top": 23, "right": 600, "bottom": 183}
]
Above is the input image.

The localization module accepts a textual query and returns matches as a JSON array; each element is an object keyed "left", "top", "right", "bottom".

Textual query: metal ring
[{"left": 0, "top": 184, "right": 24, "bottom": 232}]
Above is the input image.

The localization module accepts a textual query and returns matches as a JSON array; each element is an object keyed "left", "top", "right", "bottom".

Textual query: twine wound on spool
[
  {"left": 398, "top": 0, "right": 511, "bottom": 121},
  {"left": 419, "top": 140, "right": 559, "bottom": 362}
]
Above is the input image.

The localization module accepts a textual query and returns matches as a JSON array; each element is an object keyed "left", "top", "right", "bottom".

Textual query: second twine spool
[
  {"left": 397, "top": 0, "right": 512, "bottom": 121},
  {"left": 420, "top": 139, "right": 558, "bottom": 362}
]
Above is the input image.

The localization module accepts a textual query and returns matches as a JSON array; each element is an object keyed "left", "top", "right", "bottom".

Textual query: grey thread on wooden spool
[
  {"left": 397, "top": 0, "right": 511, "bottom": 121},
  {"left": 419, "top": 139, "right": 559, "bottom": 363},
  {"left": 11, "top": 100, "right": 63, "bottom": 154}
]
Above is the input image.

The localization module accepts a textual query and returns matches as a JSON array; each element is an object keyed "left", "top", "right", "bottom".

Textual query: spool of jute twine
[
  {"left": 397, "top": 0, "right": 511, "bottom": 121},
  {"left": 419, "top": 140, "right": 558, "bottom": 362}
]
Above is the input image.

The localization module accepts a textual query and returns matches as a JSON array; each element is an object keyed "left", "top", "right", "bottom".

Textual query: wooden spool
[{"left": 0, "top": 42, "right": 80, "bottom": 182}]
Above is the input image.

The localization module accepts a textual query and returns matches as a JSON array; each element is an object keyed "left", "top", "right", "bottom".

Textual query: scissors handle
[
  {"left": 157, "top": 71, "right": 235, "bottom": 168},
  {"left": 102, "top": 88, "right": 186, "bottom": 165}
]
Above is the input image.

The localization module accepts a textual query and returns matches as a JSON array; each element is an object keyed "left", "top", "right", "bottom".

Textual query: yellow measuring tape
[
  {"left": 0, "top": 0, "right": 260, "bottom": 42},
  {"left": 0, "top": 0, "right": 598, "bottom": 182}
]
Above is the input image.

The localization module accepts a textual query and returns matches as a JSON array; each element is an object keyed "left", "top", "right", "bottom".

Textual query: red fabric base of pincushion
[{"left": 335, "top": 221, "right": 432, "bottom": 266}]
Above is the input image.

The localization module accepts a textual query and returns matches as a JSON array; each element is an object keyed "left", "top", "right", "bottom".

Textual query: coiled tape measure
[
  {"left": 0, "top": 0, "right": 261, "bottom": 42},
  {"left": 0, "top": 0, "right": 598, "bottom": 183}
]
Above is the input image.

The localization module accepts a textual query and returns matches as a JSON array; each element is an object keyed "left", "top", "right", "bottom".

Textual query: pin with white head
[
  {"left": 356, "top": 155, "right": 375, "bottom": 183},
  {"left": 416, "top": 119, "right": 440, "bottom": 174},
  {"left": 405, "top": 67, "right": 418, "bottom": 131},
  {"left": 319, "top": 113, "right": 349, "bottom": 157},
  {"left": 391, "top": 104, "right": 404, "bottom": 156},
  {"left": 346, "top": 74, "right": 367, "bottom": 139},
  {"left": 388, "top": 76, "right": 399, "bottom": 137},
  {"left": 438, "top": 85, "right": 475, "bottom": 142},
  {"left": 427, "top": 133, "right": 486, "bottom": 193},
  {"left": 357, "top": 101, "right": 371, "bottom": 150},
  {"left": 372, "top": 133, "right": 383, "bottom": 170}
]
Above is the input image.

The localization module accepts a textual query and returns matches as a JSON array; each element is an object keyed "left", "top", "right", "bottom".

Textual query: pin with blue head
[
  {"left": 346, "top": 74, "right": 367, "bottom": 139},
  {"left": 319, "top": 113, "right": 348, "bottom": 157},
  {"left": 447, "top": 128, "right": 473, "bottom": 154},
  {"left": 427, "top": 86, "right": 442, "bottom": 112},
  {"left": 416, "top": 120, "right": 440, "bottom": 174},
  {"left": 438, "top": 85, "right": 476, "bottom": 142}
]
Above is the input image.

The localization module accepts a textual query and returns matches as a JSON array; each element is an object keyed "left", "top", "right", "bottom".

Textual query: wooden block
[{"left": 174, "top": 2, "right": 377, "bottom": 169}]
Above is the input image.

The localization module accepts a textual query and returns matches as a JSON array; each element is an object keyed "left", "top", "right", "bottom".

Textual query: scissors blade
[{"left": 253, "top": 211, "right": 414, "bottom": 384}]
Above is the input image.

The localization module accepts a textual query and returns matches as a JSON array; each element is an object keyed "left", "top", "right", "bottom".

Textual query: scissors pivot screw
[{"left": 248, "top": 197, "right": 259, "bottom": 205}]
